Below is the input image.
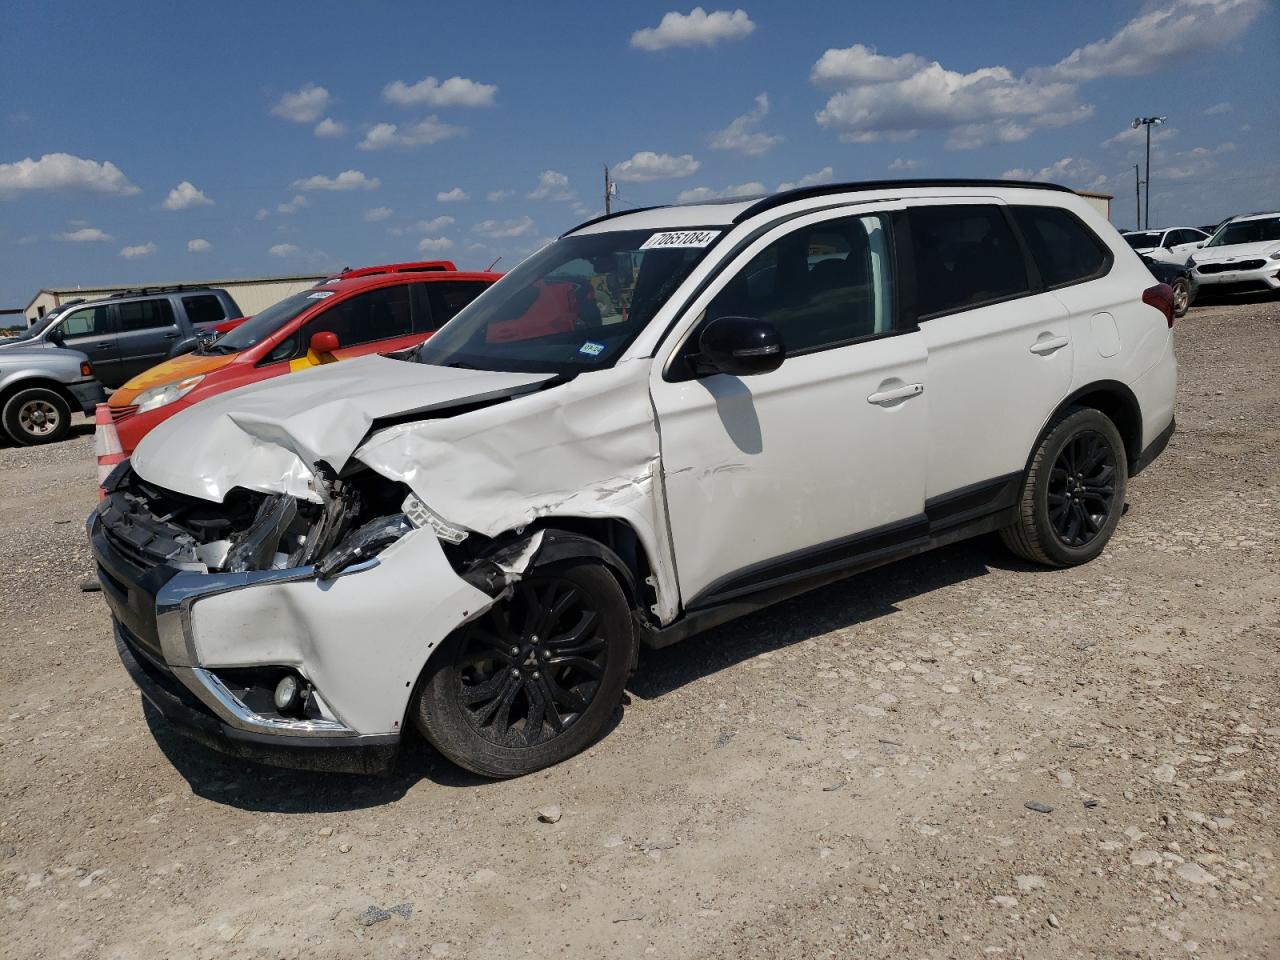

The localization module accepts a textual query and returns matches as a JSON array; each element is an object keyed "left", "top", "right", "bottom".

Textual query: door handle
[
  {"left": 163, "top": 332, "right": 178, "bottom": 339},
  {"left": 1029, "top": 335, "right": 1069, "bottom": 356},
  {"left": 867, "top": 382, "right": 924, "bottom": 405}
]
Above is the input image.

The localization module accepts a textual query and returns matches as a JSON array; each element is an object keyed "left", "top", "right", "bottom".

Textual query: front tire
[
  {"left": 1001, "top": 407, "right": 1128, "bottom": 567},
  {"left": 414, "top": 559, "right": 636, "bottom": 778},
  {"left": 2, "top": 387, "right": 72, "bottom": 446},
  {"left": 1171, "top": 277, "right": 1191, "bottom": 318}
]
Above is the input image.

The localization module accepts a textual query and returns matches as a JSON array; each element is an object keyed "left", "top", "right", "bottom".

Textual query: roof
[
  {"left": 317, "top": 269, "right": 501, "bottom": 295},
  {"left": 568, "top": 178, "right": 1076, "bottom": 236},
  {"left": 1232, "top": 211, "right": 1280, "bottom": 222},
  {"left": 24, "top": 272, "right": 331, "bottom": 312}
]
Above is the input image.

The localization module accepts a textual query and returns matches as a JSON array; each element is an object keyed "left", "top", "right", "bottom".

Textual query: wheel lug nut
[
  {"left": 532, "top": 671, "right": 540, "bottom": 680},
  {"left": 511, "top": 668, "right": 521, "bottom": 678},
  {"left": 510, "top": 646, "right": 520, "bottom": 656}
]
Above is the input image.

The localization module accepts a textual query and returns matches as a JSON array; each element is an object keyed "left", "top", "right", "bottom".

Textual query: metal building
[{"left": 23, "top": 272, "right": 330, "bottom": 325}]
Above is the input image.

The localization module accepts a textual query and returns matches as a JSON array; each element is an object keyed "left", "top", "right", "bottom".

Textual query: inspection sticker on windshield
[
  {"left": 307, "top": 291, "right": 335, "bottom": 299},
  {"left": 639, "top": 230, "right": 720, "bottom": 250},
  {"left": 579, "top": 341, "right": 605, "bottom": 357}
]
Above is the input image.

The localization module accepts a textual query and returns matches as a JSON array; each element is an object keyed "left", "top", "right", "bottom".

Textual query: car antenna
[{"left": 486, "top": 257, "right": 502, "bottom": 271}]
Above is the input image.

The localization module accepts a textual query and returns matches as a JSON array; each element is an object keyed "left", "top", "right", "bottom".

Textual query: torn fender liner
[
  {"left": 355, "top": 360, "right": 682, "bottom": 624},
  {"left": 130, "top": 355, "right": 552, "bottom": 503}
]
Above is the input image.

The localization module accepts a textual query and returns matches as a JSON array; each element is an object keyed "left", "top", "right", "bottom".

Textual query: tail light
[
  {"left": 80, "top": 361, "right": 93, "bottom": 377},
  {"left": 1142, "top": 283, "right": 1176, "bottom": 328}
]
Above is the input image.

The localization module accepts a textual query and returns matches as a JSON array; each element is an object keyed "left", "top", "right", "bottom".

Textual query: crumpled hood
[
  {"left": 130, "top": 354, "right": 553, "bottom": 502},
  {"left": 1194, "top": 240, "right": 1280, "bottom": 262}
]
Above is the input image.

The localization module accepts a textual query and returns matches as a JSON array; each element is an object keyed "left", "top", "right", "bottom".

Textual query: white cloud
[
  {"left": 631, "top": 8, "right": 755, "bottom": 51},
  {"left": 676, "top": 181, "right": 765, "bottom": 203},
  {"left": 888, "top": 158, "right": 921, "bottom": 171},
  {"left": 613, "top": 151, "right": 701, "bottom": 182},
  {"left": 1001, "top": 156, "right": 1096, "bottom": 184},
  {"left": 187, "top": 238, "right": 211, "bottom": 252},
  {"left": 473, "top": 216, "right": 536, "bottom": 239},
  {"left": 1204, "top": 101, "right": 1233, "bottom": 115},
  {"left": 528, "top": 170, "right": 575, "bottom": 201},
  {"left": 120, "top": 242, "right": 157, "bottom": 259},
  {"left": 255, "top": 208, "right": 269, "bottom": 221},
  {"left": 277, "top": 194, "right": 308, "bottom": 214},
  {"left": 710, "top": 93, "right": 781, "bottom": 156},
  {"left": 54, "top": 227, "right": 112, "bottom": 242},
  {"left": 1103, "top": 124, "right": 1179, "bottom": 149},
  {"left": 437, "top": 187, "right": 469, "bottom": 202},
  {"left": 415, "top": 215, "right": 456, "bottom": 232},
  {"left": 776, "top": 166, "right": 834, "bottom": 192},
  {"left": 383, "top": 75, "right": 497, "bottom": 108},
  {"left": 487, "top": 189, "right": 514, "bottom": 202},
  {"left": 271, "top": 83, "right": 330, "bottom": 123},
  {"left": 417, "top": 236, "right": 454, "bottom": 253},
  {"left": 1038, "top": 0, "right": 1264, "bottom": 83},
  {"left": 357, "top": 117, "right": 465, "bottom": 150},
  {"left": 292, "top": 169, "right": 380, "bottom": 191},
  {"left": 811, "top": 44, "right": 930, "bottom": 87},
  {"left": 313, "top": 117, "right": 346, "bottom": 138},
  {"left": 162, "top": 180, "right": 213, "bottom": 210},
  {"left": 269, "top": 243, "right": 300, "bottom": 257},
  {"left": 0, "top": 152, "right": 140, "bottom": 198},
  {"left": 364, "top": 206, "right": 393, "bottom": 222}
]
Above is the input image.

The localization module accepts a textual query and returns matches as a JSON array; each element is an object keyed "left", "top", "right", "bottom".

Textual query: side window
[
  {"left": 300, "top": 284, "right": 413, "bottom": 353},
  {"left": 116, "top": 298, "right": 176, "bottom": 333},
  {"left": 703, "top": 213, "right": 895, "bottom": 353},
  {"left": 181, "top": 294, "right": 227, "bottom": 325},
  {"left": 907, "top": 205, "right": 1029, "bottom": 318},
  {"left": 59, "top": 305, "right": 112, "bottom": 340},
  {"left": 422, "top": 281, "right": 491, "bottom": 332},
  {"left": 1009, "top": 205, "right": 1110, "bottom": 289}
]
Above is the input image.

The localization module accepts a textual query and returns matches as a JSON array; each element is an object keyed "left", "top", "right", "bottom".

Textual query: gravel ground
[{"left": 1, "top": 300, "right": 1277, "bottom": 959}]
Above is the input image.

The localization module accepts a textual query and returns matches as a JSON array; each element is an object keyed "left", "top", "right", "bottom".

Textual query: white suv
[
  {"left": 1187, "top": 212, "right": 1280, "bottom": 295},
  {"left": 90, "top": 180, "right": 1177, "bottom": 778}
]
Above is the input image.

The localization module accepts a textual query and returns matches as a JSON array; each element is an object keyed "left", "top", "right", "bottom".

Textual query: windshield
[
  {"left": 1207, "top": 216, "right": 1280, "bottom": 247},
  {"left": 204, "top": 291, "right": 318, "bottom": 353},
  {"left": 1124, "top": 232, "right": 1161, "bottom": 249},
  {"left": 418, "top": 228, "right": 719, "bottom": 374}
]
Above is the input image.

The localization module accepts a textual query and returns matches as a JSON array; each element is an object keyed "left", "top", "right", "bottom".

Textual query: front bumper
[
  {"left": 68, "top": 378, "right": 107, "bottom": 415},
  {"left": 89, "top": 508, "right": 494, "bottom": 772},
  {"left": 1192, "top": 264, "right": 1280, "bottom": 292}
]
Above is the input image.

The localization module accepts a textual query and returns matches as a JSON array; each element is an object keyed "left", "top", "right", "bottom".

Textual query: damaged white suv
[{"left": 91, "top": 180, "right": 1177, "bottom": 777}]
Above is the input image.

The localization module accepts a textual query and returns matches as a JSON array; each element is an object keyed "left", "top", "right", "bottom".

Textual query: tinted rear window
[
  {"left": 117, "top": 298, "right": 176, "bottom": 332},
  {"left": 1010, "top": 206, "right": 1111, "bottom": 288},
  {"left": 182, "top": 294, "right": 227, "bottom": 325},
  {"left": 907, "top": 205, "right": 1029, "bottom": 318}
]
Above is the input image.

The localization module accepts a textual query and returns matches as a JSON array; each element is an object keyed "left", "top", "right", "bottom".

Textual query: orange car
[{"left": 103, "top": 261, "right": 498, "bottom": 456}]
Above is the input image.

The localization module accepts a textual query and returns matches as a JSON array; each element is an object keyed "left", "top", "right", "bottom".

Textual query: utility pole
[
  {"left": 1134, "top": 164, "right": 1141, "bottom": 230},
  {"left": 603, "top": 165, "right": 613, "bottom": 216},
  {"left": 1131, "top": 115, "right": 1167, "bottom": 230}
]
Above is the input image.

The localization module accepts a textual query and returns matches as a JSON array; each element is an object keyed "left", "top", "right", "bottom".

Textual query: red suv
[{"left": 104, "top": 261, "right": 499, "bottom": 455}]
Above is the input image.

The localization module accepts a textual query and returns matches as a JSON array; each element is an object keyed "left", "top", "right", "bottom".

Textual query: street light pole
[
  {"left": 1134, "top": 164, "right": 1141, "bottom": 230},
  {"left": 1131, "top": 115, "right": 1167, "bottom": 230}
]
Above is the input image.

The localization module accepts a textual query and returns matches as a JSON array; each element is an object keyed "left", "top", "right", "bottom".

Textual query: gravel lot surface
[{"left": 2, "top": 300, "right": 1277, "bottom": 959}]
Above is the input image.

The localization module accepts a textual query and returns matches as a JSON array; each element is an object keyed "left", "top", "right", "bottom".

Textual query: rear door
[
  {"left": 906, "top": 200, "right": 1073, "bottom": 502},
  {"left": 114, "top": 297, "right": 181, "bottom": 381},
  {"left": 56, "top": 303, "right": 122, "bottom": 385},
  {"left": 180, "top": 293, "right": 230, "bottom": 337}
]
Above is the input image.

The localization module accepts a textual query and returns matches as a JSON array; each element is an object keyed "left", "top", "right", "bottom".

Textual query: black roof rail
[
  {"left": 732, "top": 178, "right": 1073, "bottom": 224},
  {"left": 560, "top": 206, "right": 662, "bottom": 238},
  {"left": 108, "top": 284, "right": 214, "bottom": 299}
]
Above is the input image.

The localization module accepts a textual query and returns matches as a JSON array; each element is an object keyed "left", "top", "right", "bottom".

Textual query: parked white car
[
  {"left": 90, "top": 180, "right": 1178, "bottom": 778},
  {"left": 1187, "top": 212, "right": 1280, "bottom": 295},
  {"left": 1122, "top": 227, "right": 1210, "bottom": 265}
]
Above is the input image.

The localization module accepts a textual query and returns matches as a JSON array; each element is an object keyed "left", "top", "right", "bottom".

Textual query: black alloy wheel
[
  {"left": 1046, "top": 430, "right": 1118, "bottom": 548},
  {"left": 414, "top": 558, "right": 635, "bottom": 778},
  {"left": 456, "top": 577, "right": 609, "bottom": 748}
]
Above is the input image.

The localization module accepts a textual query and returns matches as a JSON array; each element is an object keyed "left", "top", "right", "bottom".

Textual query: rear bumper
[
  {"left": 1132, "top": 416, "right": 1174, "bottom": 476},
  {"left": 68, "top": 378, "right": 106, "bottom": 415}
]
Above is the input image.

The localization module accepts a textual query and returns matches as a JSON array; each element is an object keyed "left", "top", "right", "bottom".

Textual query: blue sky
[{"left": 2, "top": 0, "right": 1276, "bottom": 308}]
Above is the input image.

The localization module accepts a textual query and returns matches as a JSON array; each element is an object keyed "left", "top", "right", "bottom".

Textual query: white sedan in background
[{"left": 1123, "top": 227, "right": 1211, "bottom": 265}]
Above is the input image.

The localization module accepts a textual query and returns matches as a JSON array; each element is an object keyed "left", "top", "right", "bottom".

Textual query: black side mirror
[
  {"left": 166, "top": 335, "right": 199, "bottom": 358},
  {"left": 46, "top": 327, "right": 65, "bottom": 347},
  {"left": 697, "top": 315, "right": 785, "bottom": 377}
]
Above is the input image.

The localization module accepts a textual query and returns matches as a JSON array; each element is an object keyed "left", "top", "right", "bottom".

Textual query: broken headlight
[{"left": 315, "top": 514, "right": 413, "bottom": 579}]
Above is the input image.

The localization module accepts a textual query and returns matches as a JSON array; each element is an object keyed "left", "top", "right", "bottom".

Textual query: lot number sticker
[
  {"left": 639, "top": 230, "right": 720, "bottom": 250},
  {"left": 579, "top": 341, "right": 605, "bottom": 356}
]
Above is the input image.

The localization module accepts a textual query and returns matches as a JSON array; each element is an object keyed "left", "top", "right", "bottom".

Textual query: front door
[
  {"left": 650, "top": 207, "right": 929, "bottom": 608},
  {"left": 56, "top": 303, "right": 122, "bottom": 386}
]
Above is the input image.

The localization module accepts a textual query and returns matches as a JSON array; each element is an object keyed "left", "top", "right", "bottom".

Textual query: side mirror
[
  {"left": 46, "top": 327, "right": 65, "bottom": 347},
  {"left": 167, "top": 335, "right": 198, "bottom": 358},
  {"left": 1195, "top": 242, "right": 1205, "bottom": 248},
  {"left": 310, "top": 331, "right": 340, "bottom": 354},
  {"left": 697, "top": 315, "right": 785, "bottom": 377}
]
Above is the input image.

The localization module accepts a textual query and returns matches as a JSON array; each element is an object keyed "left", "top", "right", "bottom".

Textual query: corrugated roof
[{"left": 25, "top": 273, "right": 330, "bottom": 312}]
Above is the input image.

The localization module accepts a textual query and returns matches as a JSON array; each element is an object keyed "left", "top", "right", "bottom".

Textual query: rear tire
[
  {"left": 1171, "top": 277, "right": 1191, "bottom": 318},
  {"left": 2, "top": 387, "right": 72, "bottom": 446},
  {"left": 1001, "top": 406, "right": 1128, "bottom": 567},
  {"left": 414, "top": 559, "right": 635, "bottom": 778}
]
